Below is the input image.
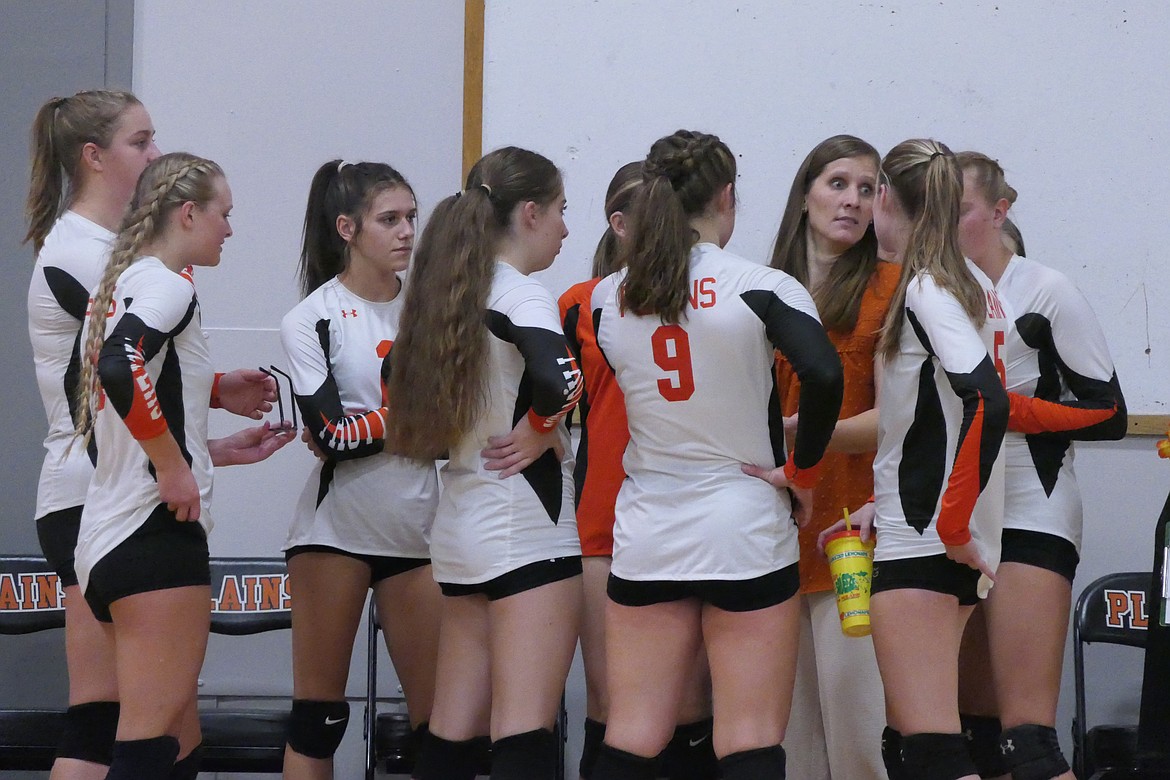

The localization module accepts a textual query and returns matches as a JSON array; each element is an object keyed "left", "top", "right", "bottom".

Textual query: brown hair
[
  {"left": 386, "top": 146, "right": 562, "bottom": 459},
  {"left": 770, "top": 134, "right": 881, "bottom": 332},
  {"left": 24, "top": 90, "right": 143, "bottom": 253},
  {"left": 877, "top": 139, "right": 984, "bottom": 361},
  {"left": 619, "top": 130, "right": 736, "bottom": 324},
  {"left": 299, "top": 160, "right": 415, "bottom": 297},
  {"left": 591, "top": 161, "right": 642, "bottom": 278},
  {"left": 956, "top": 150, "right": 1026, "bottom": 258},
  {"left": 74, "top": 152, "right": 225, "bottom": 444}
]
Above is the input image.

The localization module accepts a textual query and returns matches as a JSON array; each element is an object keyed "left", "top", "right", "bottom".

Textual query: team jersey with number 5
[
  {"left": 873, "top": 263, "right": 1010, "bottom": 591},
  {"left": 280, "top": 277, "right": 437, "bottom": 558},
  {"left": 594, "top": 243, "right": 843, "bottom": 582}
]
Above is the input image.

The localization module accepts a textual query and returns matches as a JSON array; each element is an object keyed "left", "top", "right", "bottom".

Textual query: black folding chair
[
  {"left": 1073, "top": 571, "right": 1148, "bottom": 779},
  {"left": 198, "top": 557, "right": 293, "bottom": 773}
]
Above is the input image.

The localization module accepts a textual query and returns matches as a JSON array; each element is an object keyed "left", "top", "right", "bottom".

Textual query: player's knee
[
  {"left": 999, "top": 724, "right": 1070, "bottom": 780},
  {"left": 490, "top": 728, "right": 557, "bottom": 780},
  {"left": 961, "top": 713, "right": 1008, "bottom": 778},
  {"left": 57, "top": 700, "right": 120, "bottom": 765},
  {"left": 286, "top": 699, "right": 349, "bottom": 759},
  {"left": 881, "top": 726, "right": 906, "bottom": 780},
  {"left": 901, "top": 732, "right": 978, "bottom": 780},
  {"left": 658, "top": 717, "right": 718, "bottom": 780},
  {"left": 580, "top": 718, "right": 606, "bottom": 779},
  {"left": 717, "top": 745, "right": 786, "bottom": 780}
]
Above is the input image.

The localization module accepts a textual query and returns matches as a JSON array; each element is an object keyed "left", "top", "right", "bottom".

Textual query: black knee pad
[
  {"left": 286, "top": 699, "right": 349, "bottom": 759},
  {"left": 881, "top": 726, "right": 906, "bottom": 780},
  {"left": 580, "top": 718, "right": 606, "bottom": 779},
  {"left": 999, "top": 724, "right": 1070, "bottom": 780},
  {"left": 592, "top": 743, "right": 657, "bottom": 780},
  {"left": 718, "top": 745, "right": 786, "bottom": 780},
  {"left": 491, "top": 728, "right": 557, "bottom": 780},
  {"left": 412, "top": 731, "right": 490, "bottom": 780},
  {"left": 169, "top": 742, "right": 203, "bottom": 780},
  {"left": 658, "top": 718, "right": 718, "bottom": 780},
  {"left": 901, "top": 732, "right": 978, "bottom": 780},
  {"left": 106, "top": 736, "right": 181, "bottom": 780},
  {"left": 960, "top": 713, "right": 1007, "bottom": 778},
  {"left": 56, "top": 700, "right": 120, "bottom": 765}
]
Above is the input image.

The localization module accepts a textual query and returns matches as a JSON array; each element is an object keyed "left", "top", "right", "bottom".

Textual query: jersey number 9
[{"left": 652, "top": 324, "right": 695, "bottom": 402}]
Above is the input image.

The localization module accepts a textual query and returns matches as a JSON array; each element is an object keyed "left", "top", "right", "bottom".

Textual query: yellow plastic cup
[{"left": 824, "top": 529, "right": 874, "bottom": 637}]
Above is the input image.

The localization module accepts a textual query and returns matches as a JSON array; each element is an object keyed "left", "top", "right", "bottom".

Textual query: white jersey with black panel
[{"left": 280, "top": 277, "right": 437, "bottom": 557}]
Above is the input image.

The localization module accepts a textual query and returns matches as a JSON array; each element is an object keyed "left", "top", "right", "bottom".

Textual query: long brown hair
[
  {"left": 386, "top": 146, "right": 562, "bottom": 459},
  {"left": 956, "top": 150, "right": 1026, "bottom": 258},
  {"left": 24, "top": 90, "right": 142, "bottom": 253},
  {"left": 74, "top": 152, "right": 225, "bottom": 445},
  {"left": 619, "top": 130, "right": 736, "bottom": 324},
  {"left": 877, "top": 139, "right": 984, "bottom": 361},
  {"left": 591, "top": 161, "right": 642, "bottom": 278},
  {"left": 298, "top": 159, "right": 415, "bottom": 297},
  {"left": 770, "top": 134, "right": 881, "bottom": 332}
]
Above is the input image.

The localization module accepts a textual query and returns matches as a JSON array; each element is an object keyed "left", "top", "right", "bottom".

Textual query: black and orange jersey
[
  {"left": 27, "top": 211, "right": 111, "bottom": 518},
  {"left": 595, "top": 243, "right": 843, "bottom": 582},
  {"left": 873, "top": 264, "right": 1009, "bottom": 581},
  {"left": 280, "top": 277, "right": 437, "bottom": 558},
  {"left": 997, "top": 256, "right": 1126, "bottom": 548},
  {"left": 75, "top": 257, "right": 214, "bottom": 592},
  {"left": 559, "top": 277, "right": 628, "bottom": 557},
  {"left": 429, "top": 262, "right": 583, "bottom": 586}
]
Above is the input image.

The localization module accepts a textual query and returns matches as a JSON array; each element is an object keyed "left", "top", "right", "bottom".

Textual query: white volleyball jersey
[
  {"left": 280, "top": 277, "right": 437, "bottom": 557},
  {"left": 27, "top": 212, "right": 112, "bottom": 518},
  {"left": 873, "top": 263, "right": 1010, "bottom": 591},
  {"left": 594, "top": 243, "right": 843, "bottom": 582},
  {"left": 75, "top": 258, "right": 214, "bottom": 592},
  {"left": 997, "top": 256, "right": 1125, "bottom": 549},
  {"left": 429, "top": 262, "right": 582, "bottom": 585}
]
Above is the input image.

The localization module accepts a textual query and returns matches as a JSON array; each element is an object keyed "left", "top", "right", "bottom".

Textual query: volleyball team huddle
[{"left": 25, "top": 90, "right": 1125, "bottom": 780}]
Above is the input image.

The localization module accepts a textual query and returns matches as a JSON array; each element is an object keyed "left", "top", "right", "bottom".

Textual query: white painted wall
[
  {"left": 482, "top": 0, "right": 1170, "bottom": 765},
  {"left": 134, "top": 2, "right": 464, "bottom": 777}
]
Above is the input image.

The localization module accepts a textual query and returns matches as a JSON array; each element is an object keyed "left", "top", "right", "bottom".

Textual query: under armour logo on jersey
[
  {"left": 341, "top": 308, "right": 358, "bottom": 318},
  {"left": 1001, "top": 739, "right": 1015, "bottom": 755}
]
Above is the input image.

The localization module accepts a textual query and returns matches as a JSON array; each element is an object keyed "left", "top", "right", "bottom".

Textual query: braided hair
[
  {"left": 618, "top": 130, "right": 736, "bottom": 324},
  {"left": 73, "top": 152, "right": 224, "bottom": 444}
]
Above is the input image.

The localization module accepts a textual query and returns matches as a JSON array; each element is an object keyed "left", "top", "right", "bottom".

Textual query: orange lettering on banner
[
  {"left": 19, "top": 575, "right": 36, "bottom": 609},
  {"left": 1105, "top": 590, "right": 1129, "bottom": 628},
  {"left": 1131, "top": 592, "right": 1148, "bottom": 628},
  {"left": 0, "top": 575, "right": 19, "bottom": 610},
  {"left": 34, "top": 574, "right": 59, "bottom": 609},
  {"left": 217, "top": 576, "right": 244, "bottom": 612},
  {"left": 257, "top": 576, "right": 285, "bottom": 610}
]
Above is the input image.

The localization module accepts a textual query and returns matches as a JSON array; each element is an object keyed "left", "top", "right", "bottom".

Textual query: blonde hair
[
  {"left": 74, "top": 152, "right": 224, "bottom": 444},
  {"left": 386, "top": 146, "right": 562, "bottom": 459},
  {"left": 956, "top": 150, "right": 1026, "bottom": 258},
  {"left": 24, "top": 90, "right": 142, "bottom": 253},
  {"left": 877, "top": 139, "right": 984, "bottom": 360}
]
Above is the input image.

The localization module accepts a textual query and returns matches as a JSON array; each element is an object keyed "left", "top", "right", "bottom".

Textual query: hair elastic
[
  {"left": 479, "top": 183, "right": 493, "bottom": 198},
  {"left": 337, "top": 160, "right": 353, "bottom": 173}
]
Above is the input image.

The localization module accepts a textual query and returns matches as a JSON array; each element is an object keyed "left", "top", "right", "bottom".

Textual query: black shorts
[
  {"left": 36, "top": 505, "right": 84, "bottom": 588},
  {"left": 84, "top": 503, "right": 211, "bottom": 623},
  {"left": 607, "top": 563, "right": 800, "bottom": 613},
  {"left": 872, "top": 554, "right": 981, "bottom": 606},
  {"left": 439, "top": 556, "right": 582, "bottom": 600},
  {"left": 285, "top": 544, "right": 430, "bottom": 584},
  {"left": 1000, "top": 528, "right": 1079, "bottom": 584}
]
